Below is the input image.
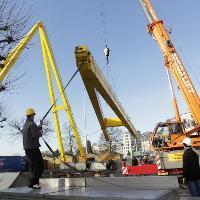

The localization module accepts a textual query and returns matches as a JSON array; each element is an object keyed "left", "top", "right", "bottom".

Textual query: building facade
[
  {"left": 121, "top": 132, "right": 142, "bottom": 158},
  {"left": 140, "top": 131, "right": 152, "bottom": 154}
]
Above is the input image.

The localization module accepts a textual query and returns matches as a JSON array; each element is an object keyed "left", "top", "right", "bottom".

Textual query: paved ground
[
  {"left": 0, "top": 176, "right": 181, "bottom": 200},
  {"left": 0, "top": 174, "right": 198, "bottom": 199},
  {"left": 0, "top": 186, "right": 178, "bottom": 200},
  {"left": 178, "top": 187, "right": 199, "bottom": 200},
  {"left": 85, "top": 176, "right": 179, "bottom": 189}
]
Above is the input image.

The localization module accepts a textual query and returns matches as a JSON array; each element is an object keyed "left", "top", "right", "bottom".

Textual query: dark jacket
[
  {"left": 183, "top": 148, "right": 200, "bottom": 181},
  {"left": 22, "top": 118, "right": 42, "bottom": 150}
]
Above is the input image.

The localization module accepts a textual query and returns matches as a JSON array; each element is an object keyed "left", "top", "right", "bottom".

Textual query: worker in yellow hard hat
[
  {"left": 22, "top": 108, "right": 43, "bottom": 189},
  {"left": 25, "top": 108, "right": 36, "bottom": 116}
]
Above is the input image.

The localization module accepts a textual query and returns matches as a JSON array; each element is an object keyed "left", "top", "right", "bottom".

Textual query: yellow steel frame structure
[
  {"left": 75, "top": 46, "right": 138, "bottom": 141},
  {"left": 0, "top": 22, "right": 86, "bottom": 161}
]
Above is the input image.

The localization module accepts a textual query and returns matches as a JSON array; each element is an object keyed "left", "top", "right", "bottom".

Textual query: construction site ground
[{"left": 0, "top": 173, "right": 194, "bottom": 200}]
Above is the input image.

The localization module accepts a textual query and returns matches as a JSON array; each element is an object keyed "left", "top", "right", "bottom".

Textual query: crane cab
[
  {"left": 152, "top": 121, "right": 185, "bottom": 150},
  {"left": 152, "top": 121, "right": 200, "bottom": 150}
]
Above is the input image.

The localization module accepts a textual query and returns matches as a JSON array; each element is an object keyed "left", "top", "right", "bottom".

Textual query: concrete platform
[
  {"left": 85, "top": 176, "right": 179, "bottom": 189},
  {"left": 0, "top": 186, "right": 178, "bottom": 200},
  {"left": 0, "top": 172, "right": 20, "bottom": 190},
  {"left": 0, "top": 176, "right": 179, "bottom": 200}
]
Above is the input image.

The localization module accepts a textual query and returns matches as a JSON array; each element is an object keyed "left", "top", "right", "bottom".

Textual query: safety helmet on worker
[
  {"left": 182, "top": 137, "right": 192, "bottom": 147},
  {"left": 26, "top": 108, "right": 36, "bottom": 116}
]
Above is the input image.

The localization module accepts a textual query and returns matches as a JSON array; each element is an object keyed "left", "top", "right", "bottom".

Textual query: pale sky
[{"left": 1, "top": 0, "right": 200, "bottom": 155}]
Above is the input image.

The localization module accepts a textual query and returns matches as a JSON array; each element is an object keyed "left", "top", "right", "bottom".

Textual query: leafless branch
[
  {"left": 7, "top": 118, "right": 54, "bottom": 140},
  {"left": 8, "top": 118, "right": 24, "bottom": 135},
  {"left": 0, "top": 0, "right": 31, "bottom": 125},
  {"left": 41, "top": 119, "right": 54, "bottom": 137},
  {"left": 99, "top": 127, "right": 123, "bottom": 153},
  {"left": 0, "top": 100, "right": 7, "bottom": 128},
  {"left": 0, "top": 0, "right": 31, "bottom": 93},
  {"left": 62, "top": 123, "right": 77, "bottom": 156}
]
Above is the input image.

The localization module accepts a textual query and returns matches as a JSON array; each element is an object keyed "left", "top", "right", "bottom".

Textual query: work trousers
[
  {"left": 188, "top": 180, "right": 200, "bottom": 197},
  {"left": 25, "top": 148, "right": 44, "bottom": 186}
]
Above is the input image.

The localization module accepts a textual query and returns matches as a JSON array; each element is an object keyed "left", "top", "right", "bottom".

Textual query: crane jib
[{"left": 171, "top": 53, "right": 195, "bottom": 94}]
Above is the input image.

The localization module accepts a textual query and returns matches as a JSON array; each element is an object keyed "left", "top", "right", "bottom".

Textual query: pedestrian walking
[
  {"left": 22, "top": 108, "right": 44, "bottom": 189},
  {"left": 182, "top": 137, "right": 200, "bottom": 197}
]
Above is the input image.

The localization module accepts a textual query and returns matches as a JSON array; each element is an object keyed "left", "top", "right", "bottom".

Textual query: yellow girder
[
  {"left": 75, "top": 45, "right": 138, "bottom": 140},
  {"left": 0, "top": 22, "right": 86, "bottom": 161}
]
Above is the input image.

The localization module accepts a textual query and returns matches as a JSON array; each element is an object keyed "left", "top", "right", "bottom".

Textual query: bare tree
[
  {"left": 0, "top": 0, "right": 31, "bottom": 90},
  {"left": 62, "top": 123, "right": 77, "bottom": 156},
  {"left": 8, "top": 118, "right": 24, "bottom": 136},
  {"left": 0, "top": 99, "right": 7, "bottom": 127},
  {"left": 0, "top": 0, "right": 31, "bottom": 61},
  {"left": 99, "top": 128, "right": 123, "bottom": 153},
  {"left": 7, "top": 118, "right": 54, "bottom": 141},
  {"left": 0, "top": 0, "right": 31, "bottom": 124}
]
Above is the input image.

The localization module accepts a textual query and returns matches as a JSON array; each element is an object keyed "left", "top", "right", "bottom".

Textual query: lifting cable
[
  {"left": 7, "top": 65, "right": 84, "bottom": 171},
  {"left": 40, "top": 65, "right": 84, "bottom": 170},
  {"left": 43, "top": 133, "right": 143, "bottom": 190},
  {"left": 99, "top": 0, "right": 117, "bottom": 95},
  {"left": 41, "top": 137, "right": 82, "bottom": 172},
  {"left": 99, "top": 0, "right": 110, "bottom": 69},
  {"left": 41, "top": 65, "right": 83, "bottom": 122}
]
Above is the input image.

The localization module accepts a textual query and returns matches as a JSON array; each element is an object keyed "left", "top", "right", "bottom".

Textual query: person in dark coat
[
  {"left": 182, "top": 137, "right": 200, "bottom": 197},
  {"left": 22, "top": 108, "right": 44, "bottom": 189},
  {"left": 132, "top": 157, "right": 138, "bottom": 166}
]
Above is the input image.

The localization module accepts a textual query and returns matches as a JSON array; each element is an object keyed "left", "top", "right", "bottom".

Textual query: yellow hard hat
[{"left": 26, "top": 108, "right": 36, "bottom": 116}]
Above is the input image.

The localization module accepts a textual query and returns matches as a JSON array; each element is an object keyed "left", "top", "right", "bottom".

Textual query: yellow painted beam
[
  {"left": 75, "top": 45, "right": 138, "bottom": 139},
  {"left": 0, "top": 22, "right": 86, "bottom": 161},
  {"left": 0, "top": 22, "right": 42, "bottom": 81},
  {"left": 39, "top": 27, "right": 86, "bottom": 159},
  {"left": 54, "top": 105, "right": 65, "bottom": 112},
  {"left": 104, "top": 118, "right": 124, "bottom": 127}
]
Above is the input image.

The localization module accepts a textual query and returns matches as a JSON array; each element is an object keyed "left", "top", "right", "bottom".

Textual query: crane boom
[
  {"left": 139, "top": 0, "right": 200, "bottom": 174},
  {"left": 139, "top": 0, "right": 200, "bottom": 125}
]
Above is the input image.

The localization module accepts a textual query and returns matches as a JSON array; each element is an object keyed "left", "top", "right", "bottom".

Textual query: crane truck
[{"left": 139, "top": 0, "right": 200, "bottom": 175}]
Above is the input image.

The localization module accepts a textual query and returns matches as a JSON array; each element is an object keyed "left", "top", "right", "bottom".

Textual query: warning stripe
[
  {"left": 122, "top": 167, "right": 128, "bottom": 175},
  {"left": 156, "top": 153, "right": 161, "bottom": 169}
]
